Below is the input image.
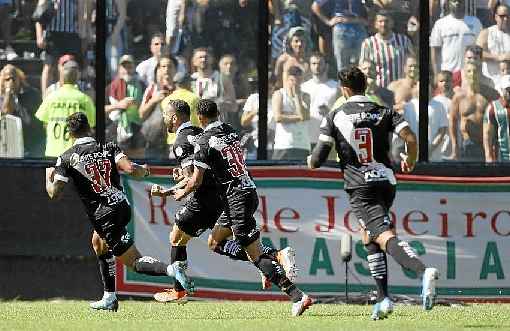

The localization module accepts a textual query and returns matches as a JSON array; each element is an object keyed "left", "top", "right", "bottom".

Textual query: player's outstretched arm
[
  {"left": 398, "top": 126, "right": 417, "bottom": 173},
  {"left": 45, "top": 167, "right": 66, "bottom": 199},
  {"left": 307, "top": 140, "right": 333, "bottom": 169},
  {"left": 172, "top": 165, "right": 205, "bottom": 201},
  {"left": 117, "top": 156, "right": 150, "bottom": 179}
]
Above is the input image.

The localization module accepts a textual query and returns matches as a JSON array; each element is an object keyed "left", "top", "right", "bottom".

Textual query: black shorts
[
  {"left": 347, "top": 184, "right": 396, "bottom": 241},
  {"left": 43, "top": 31, "right": 81, "bottom": 65},
  {"left": 217, "top": 188, "right": 259, "bottom": 246},
  {"left": 92, "top": 201, "right": 134, "bottom": 257},
  {"left": 175, "top": 190, "right": 224, "bottom": 237}
]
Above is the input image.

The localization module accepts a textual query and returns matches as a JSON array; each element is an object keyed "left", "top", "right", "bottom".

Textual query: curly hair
[{"left": 197, "top": 99, "right": 219, "bottom": 118}]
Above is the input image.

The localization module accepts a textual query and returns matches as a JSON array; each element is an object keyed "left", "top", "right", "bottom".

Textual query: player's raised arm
[
  {"left": 116, "top": 156, "right": 150, "bottom": 179},
  {"left": 398, "top": 126, "right": 417, "bottom": 173},
  {"left": 45, "top": 167, "right": 66, "bottom": 199},
  {"left": 307, "top": 115, "right": 335, "bottom": 169}
]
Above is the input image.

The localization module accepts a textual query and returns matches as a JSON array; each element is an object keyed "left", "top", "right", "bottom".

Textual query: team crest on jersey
[
  {"left": 320, "top": 117, "right": 328, "bottom": 128},
  {"left": 56, "top": 157, "right": 62, "bottom": 166}
]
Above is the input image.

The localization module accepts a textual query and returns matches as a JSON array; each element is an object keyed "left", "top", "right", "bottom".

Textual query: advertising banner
[{"left": 117, "top": 167, "right": 510, "bottom": 301}]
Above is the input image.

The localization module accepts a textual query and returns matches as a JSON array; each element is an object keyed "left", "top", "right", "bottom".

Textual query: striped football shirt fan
[
  {"left": 359, "top": 33, "right": 414, "bottom": 88},
  {"left": 485, "top": 99, "right": 510, "bottom": 161}
]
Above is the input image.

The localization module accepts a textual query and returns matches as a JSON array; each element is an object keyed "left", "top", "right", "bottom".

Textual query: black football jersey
[
  {"left": 173, "top": 122, "right": 218, "bottom": 192},
  {"left": 193, "top": 121, "right": 256, "bottom": 195},
  {"left": 54, "top": 137, "right": 127, "bottom": 219},
  {"left": 319, "top": 96, "right": 408, "bottom": 190}
]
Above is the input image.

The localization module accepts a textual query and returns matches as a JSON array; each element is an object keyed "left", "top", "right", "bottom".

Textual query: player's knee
[
  {"left": 235, "top": 228, "right": 260, "bottom": 248},
  {"left": 207, "top": 235, "right": 217, "bottom": 251}
]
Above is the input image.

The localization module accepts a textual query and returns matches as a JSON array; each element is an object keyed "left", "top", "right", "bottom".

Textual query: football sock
[
  {"left": 366, "top": 242, "right": 388, "bottom": 302},
  {"left": 133, "top": 256, "right": 169, "bottom": 276},
  {"left": 97, "top": 251, "right": 116, "bottom": 293},
  {"left": 171, "top": 246, "right": 187, "bottom": 291},
  {"left": 214, "top": 239, "right": 278, "bottom": 262},
  {"left": 254, "top": 254, "right": 303, "bottom": 303},
  {"left": 386, "top": 237, "right": 426, "bottom": 276}
]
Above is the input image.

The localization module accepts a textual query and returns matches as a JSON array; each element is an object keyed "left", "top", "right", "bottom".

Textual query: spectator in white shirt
[
  {"left": 300, "top": 52, "right": 338, "bottom": 148},
  {"left": 136, "top": 32, "right": 165, "bottom": 86},
  {"left": 430, "top": 0, "right": 482, "bottom": 77}
]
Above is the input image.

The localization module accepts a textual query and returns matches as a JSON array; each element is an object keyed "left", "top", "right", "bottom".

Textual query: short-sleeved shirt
[
  {"left": 53, "top": 137, "right": 127, "bottom": 220},
  {"left": 35, "top": 84, "right": 96, "bottom": 157},
  {"left": 485, "top": 99, "right": 510, "bottom": 161},
  {"left": 319, "top": 95, "right": 408, "bottom": 190},
  {"left": 430, "top": 14, "right": 482, "bottom": 72},
  {"left": 193, "top": 121, "right": 256, "bottom": 197}
]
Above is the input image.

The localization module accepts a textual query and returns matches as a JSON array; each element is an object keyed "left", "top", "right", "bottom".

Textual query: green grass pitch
[{"left": 1, "top": 300, "right": 509, "bottom": 331}]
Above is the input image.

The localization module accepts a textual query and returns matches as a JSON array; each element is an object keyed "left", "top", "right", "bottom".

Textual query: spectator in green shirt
[{"left": 35, "top": 61, "right": 96, "bottom": 157}]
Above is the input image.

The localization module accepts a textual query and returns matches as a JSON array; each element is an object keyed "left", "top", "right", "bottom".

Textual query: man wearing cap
[
  {"left": 35, "top": 60, "right": 96, "bottom": 157},
  {"left": 44, "top": 54, "right": 90, "bottom": 100},
  {"left": 106, "top": 54, "right": 145, "bottom": 158}
]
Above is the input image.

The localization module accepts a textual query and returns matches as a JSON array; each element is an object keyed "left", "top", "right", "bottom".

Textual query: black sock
[
  {"left": 214, "top": 239, "right": 250, "bottom": 261},
  {"left": 254, "top": 254, "right": 303, "bottom": 303},
  {"left": 366, "top": 242, "right": 388, "bottom": 302},
  {"left": 171, "top": 246, "right": 187, "bottom": 291},
  {"left": 386, "top": 237, "right": 426, "bottom": 276},
  {"left": 262, "top": 245, "right": 278, "bottom": 258},
  {"left": 133, "top": 256, "right": 169, "bottom": 276},
  {"left": 97, "top": 251, "right": 115, "bottom": 292}
]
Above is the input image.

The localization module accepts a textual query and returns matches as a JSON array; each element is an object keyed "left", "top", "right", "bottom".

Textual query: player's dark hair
[
  {"left": 338, "top": 66, "right": 367, "bottom": 94},
  {"left": 197, "top": 99, "right": 219, "bottom": 119},
  {"left": 168, "top": 99, "right": 190, "bottom": 119},
  {"left": 66, "top": 112, "right": 90, "bottom": 137}
]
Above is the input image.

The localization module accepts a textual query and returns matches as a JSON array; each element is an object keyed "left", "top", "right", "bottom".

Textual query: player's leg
[
  {"left": 89, "top": 231, "right": 118, "bottom": 311},
  {"left": 153, "top": 223, "right": 192, "bottom": 303},
  {"left": 230, "top": 190, "right": 312, "bottom": 316},
  {"left": 365, "top": 240, "right": 392, "bottom": 320}
]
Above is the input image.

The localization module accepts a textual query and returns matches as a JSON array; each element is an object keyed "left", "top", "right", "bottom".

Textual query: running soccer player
[
  {"left": 150, "top": 99, "right": 297, "bottom": 303},
  {"left": 167, "top": 99, "right": 312, "bottom": 316},
  {"left": 44, "top": 112, "right": 192, "bottom": 312},
  {"left": 307, "top": 67, "right": 439, "bottom": 320}
]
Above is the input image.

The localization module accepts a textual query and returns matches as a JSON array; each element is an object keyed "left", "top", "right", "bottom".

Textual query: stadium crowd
[{"left": 1, "top": 0, "right": 510, "bottom": 163}]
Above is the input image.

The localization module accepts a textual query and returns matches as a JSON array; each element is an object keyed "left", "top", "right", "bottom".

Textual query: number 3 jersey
[
  {"left": 193, "top": 121, "right": 256, "bottom": 196},
  {"left": 53, "top": 137, "right": 127, "bottom": 220},
  {"left": 319, "top": 95, "right": 409, "bottom": 190}
]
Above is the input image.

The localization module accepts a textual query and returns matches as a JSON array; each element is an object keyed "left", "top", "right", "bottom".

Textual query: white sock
[
  {"left": 166, "top": 264, "right": 175, "bottom": 277},
  {"left": 103, "top": 291, "right": 116, "bottom": 300}
]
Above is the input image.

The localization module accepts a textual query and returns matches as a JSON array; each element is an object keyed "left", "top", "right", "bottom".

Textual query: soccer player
[
  {"left": 44, "top": 112, "right": 192, "bottom": 312},
  {"left": 169, "top": 99, "right": 312, "bottom": 316},
  {"left": 307, "top": 67, "right": 439, "bottom": 320},
  {"left": 150, "top": 99, "right": 297, "bottom": 303}
]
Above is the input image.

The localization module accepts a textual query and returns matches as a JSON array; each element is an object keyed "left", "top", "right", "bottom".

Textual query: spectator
[
  {"left": 106, "top": 55, "right": 145, "bottom": 158},
  {"left": 450, "top": 62, "right": 488, "bottom": 161},
  {"left": 0, "top": 0, "right": 18, "bottom": 60},
  {"left": 333, "top": 61, "right": 394, "bottom": 109},
  {"left": 388, "top": 56, "right": 419, "bottom": 113},
  {"left": 359, "top": 10, "right": 415, "bottom": 88},
  {"left": 271, "top": 0, "right": 313, "bottom": 60},
  {"left": 373, "top": 0, "right": 419, "bottom": 35},
  {"left": 477, "top": 3, "right": 510, "bottom": 82},
  {"left": 494, "top": 60, "right": 510, "bottom": 95},
  {"left": 166, "top": 0, "right": 185, "bottom": 51},
  {"left": 35, "top": 0, "right": 82, "bottom": 97},
  {"left": 311, "top": 0, "right": 368, "bottom": 72},
  {"left": 190, "top": 47, "right": 220, "bottom": 99},
  {"left": 138, "top": 53, "right": 177, "bottom": 159},
  {"left": 0, "top": 64, "right": 44, "bottom": 157},
  {"left": 272, "top": 66, "right": 310, "bottom": 160},
  {"left": 35, "top": 61, "right": 95, "bottom": 157},
  {"left": 161, "top": 71, "right": 200, "bottom": 158},
  {"left": 274, "top": 27, "right": 311, "bottom": 88},
  {"left": 430, "top": 70, "right": 454, "bottom": 158},
  {"left": 106, "top": 0, "right": 127, "bottom": 79},
  {"left": 484, "top": 84, "right": 510, "bottom": 162},
  {"left": 136, "top": 32, "right": 165, "bottom": 87},
  {"left": 428, "top": 99, "right": 449, "bottom": 162},
  {"left": 45, "top": 54, "right": 92, "bottom": 99},
  {"left": 300, "top": 52, "right": 338, "bottom": 147},
  {"left": 452, "top": 45, "right": 500, "bottom": 101},
  {"left": 430, "top": 0, "right": 482, "bottom": 77},
  {"left": 217, "top": 54, "right": 242, "bottom": 130}
]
